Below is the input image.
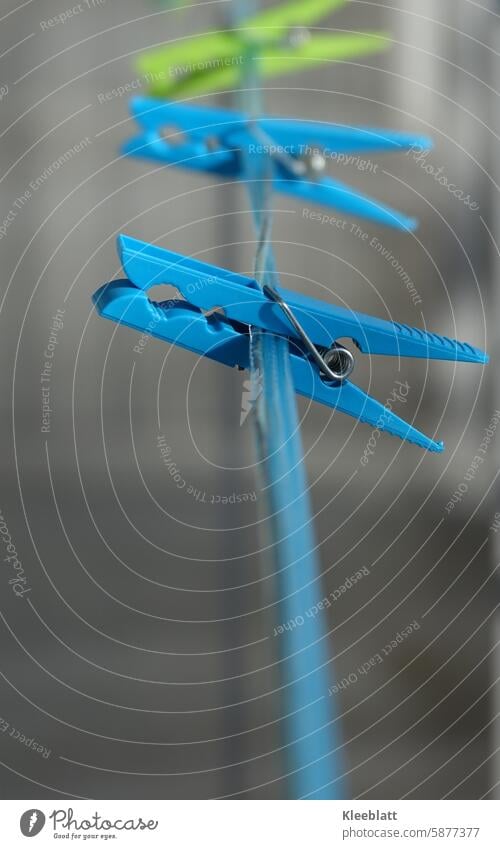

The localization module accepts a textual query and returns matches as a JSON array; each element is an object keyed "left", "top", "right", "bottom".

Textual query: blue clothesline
[{"left": 236, "top": 4, "right": 346, "bottom": 798}]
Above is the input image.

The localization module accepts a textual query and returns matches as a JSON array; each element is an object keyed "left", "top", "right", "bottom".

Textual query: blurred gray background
[{"left": 0, "top": 0, "right": 498, "bottom": 799}]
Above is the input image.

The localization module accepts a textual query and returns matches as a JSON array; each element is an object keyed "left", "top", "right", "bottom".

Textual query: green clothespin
[{"left": 137, "top": 0, "right": 390, "bottom": 98}]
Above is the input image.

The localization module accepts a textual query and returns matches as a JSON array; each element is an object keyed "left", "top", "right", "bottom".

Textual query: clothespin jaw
[
  {"left": 123, "top": 98, "right": 432, "bottom": 231},
  {"left": 136, "top": 0, "right": 390, "bottom": 98},
  {"left": 138, "top": 33, "right": 390, "bottom": 99},
  {"left": 92, "top": 236, "right": 488, "bottom": 453},
  {"left": 93, "top": 278, "right": 251, "bottom": 368}
]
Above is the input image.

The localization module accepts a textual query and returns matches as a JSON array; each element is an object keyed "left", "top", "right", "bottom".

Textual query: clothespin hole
[
  {"left": 159, "top": 125, "right": 187, "bottom": 146},
  {"left": 146, "top": 284, "right": 180, "bottom": 303}
]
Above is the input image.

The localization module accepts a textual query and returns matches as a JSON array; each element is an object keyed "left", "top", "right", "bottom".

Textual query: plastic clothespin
[
  {"left": 123, "top": 97, "right": 432, "bottom": 231},
  {"left": 93, "top": 236, "right": 488, "bottom": 453},
  {"left": 136, "top": 0, "right": 389, "bottom": 98}
]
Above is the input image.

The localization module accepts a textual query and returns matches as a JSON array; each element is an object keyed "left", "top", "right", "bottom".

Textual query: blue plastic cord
[{"left": 236, "top": 4, "right": 346, "bottom": 799}]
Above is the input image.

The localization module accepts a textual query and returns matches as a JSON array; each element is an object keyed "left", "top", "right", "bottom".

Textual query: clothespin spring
[
  {"left": 247, "top": 119, "right": 350, "bottom": 382},
  {"left": 262, "top": 284, "right": 355, "bottom": 382},
  {"left": 250, "top": 142, "right": 354, "bottom": 384}
]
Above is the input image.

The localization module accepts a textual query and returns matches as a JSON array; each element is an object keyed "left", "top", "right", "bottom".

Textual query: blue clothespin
[
  {"left": 122, "top": 97, "right": 433, "bottom": 231},
  {"left": 93, "top": 235, "right": 488, "bottom": 452}
]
